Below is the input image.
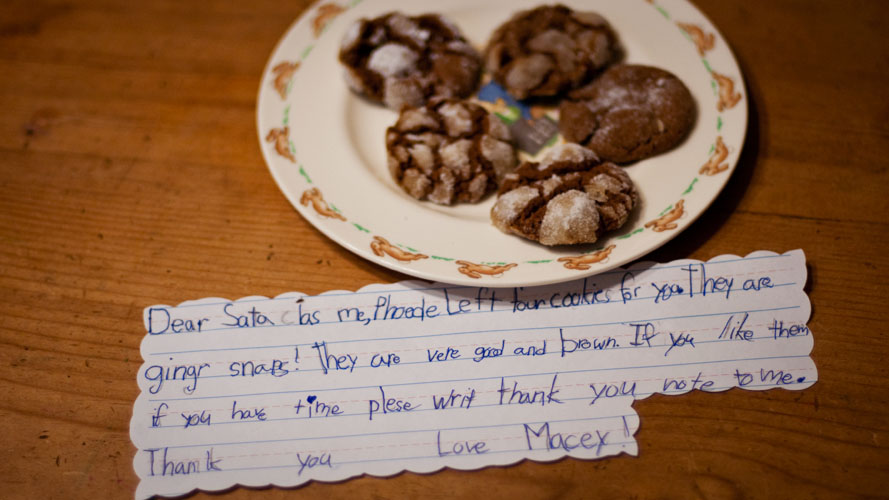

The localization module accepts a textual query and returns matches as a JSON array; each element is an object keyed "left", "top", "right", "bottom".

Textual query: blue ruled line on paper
[
  {"left": 144, "top": 374, "right": 813, "bottom": 432},
  {"left": 187, "top": 440, "right": 639, "bottom": 474},
  {"left": 149, "top": 303, "right": 801, "bottom": 355},
  {"left": 154, "top": 435, "right": 638, "bottom": 500},
  {"left": 133, "top": 251, "right": 814, "bottom": 500},
  {"left": 150, "top": 414, "right": 637, "bottom": 449},
  {"left": 145, "top": 278, "right": 799, "bottom": 336},
  {"left": 147, "top": 394, "right": 620, "bottom": 429},
  {"left": 149, "top": 329, "right": 808, "bottom": 386},
  {"left": 156, "top": 253, "right": 796, "bottom": 311},
  {"left": 147, "top": 353, "right": 812, "bottom": 403}
]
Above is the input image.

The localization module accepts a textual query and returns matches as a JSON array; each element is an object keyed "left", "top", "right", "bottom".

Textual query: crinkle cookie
[
  {"left": 339, "top": 12, "right": 482, "bottom": 110},
  {"left": 491, "top": 143, "right": 637, "bottom": 245},
  {"left": 386, "top": 98, "right": 517, "bottom": 205},
  {"left": 559, "top": 64, "right": 695, "bottom": 163},
  {"left": 484, "top": 4, "right": 620, "bottom": 100}
]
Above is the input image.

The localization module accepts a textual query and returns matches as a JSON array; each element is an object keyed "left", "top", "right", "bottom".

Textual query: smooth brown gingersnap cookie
[
  {"left": 559, "top": 64, "right": 696, "bottom": 164},
  {"left": 491, "top": 144, "right": 637, "bottom": 245},
  {"left": 339, "top": 12, "right": 482, "bottom": 110},
  {"left": 386, "top": 98, "right": 517, "bottom": 205},
  {"left": 484, "top": 4, "right": 620, "bottom": 100}
]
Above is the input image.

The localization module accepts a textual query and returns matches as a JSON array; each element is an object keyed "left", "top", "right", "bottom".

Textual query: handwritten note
[{"left": 130, "top": 250, "right": 815, "bottom": 499}]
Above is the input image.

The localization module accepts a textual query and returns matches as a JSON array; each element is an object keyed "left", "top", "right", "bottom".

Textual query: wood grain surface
[{"left": 1, "top": 0, "right": 888, "bottom": 498}]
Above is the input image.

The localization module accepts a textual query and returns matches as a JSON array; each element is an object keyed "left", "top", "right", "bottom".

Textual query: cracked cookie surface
[
  {"left": 386, "top": 98, "right": 517, "bottom": 205},
  {"left": 339, "top": 12, "right": 482, "bottom": 110},
  {"left": 559, "top": 64, "right": 695, "bottom": 164},
  {"left": 484, "top": 4, "right": 620, "bottom": 100},
  {"left": 491, "top": 144, "right": 637, "bottom": 245}
]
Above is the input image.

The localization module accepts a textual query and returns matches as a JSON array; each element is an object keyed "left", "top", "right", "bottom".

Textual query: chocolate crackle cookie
[
  {"left": 339, "top": 12, "right": 482, "bottom": 110},
  {"left": 491, "top": 143, "right": 637, "bottom": 245},
  {"left": 559, "top": 64, "right": 695, "bottom": 163},
  {"left": 484, "top": 5, "right": 620, "bottom": 100},
  {"left": 386, "top": 98, "right": 517, "bottom": 205}
]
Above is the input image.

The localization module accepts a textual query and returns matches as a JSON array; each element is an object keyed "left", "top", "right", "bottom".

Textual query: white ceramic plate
[{"left": 257, "top": 0, "right": 747, "bottom": 287}]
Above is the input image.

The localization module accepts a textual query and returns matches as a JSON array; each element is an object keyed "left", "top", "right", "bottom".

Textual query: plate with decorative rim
[{"left": 257, "top": 0, "right": 747, "bottom": 287}]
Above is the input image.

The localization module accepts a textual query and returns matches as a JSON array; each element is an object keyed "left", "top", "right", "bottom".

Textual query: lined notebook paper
[{"left": 131, "top": 250, "right": 815, "bottom": 499}]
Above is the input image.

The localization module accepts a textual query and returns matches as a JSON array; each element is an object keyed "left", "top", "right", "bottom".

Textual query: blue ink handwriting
[
  {"left": 294, "top": 395, "right": 343, "bottom": 418},
  {"left": 146, "top": 447, "right": 222, "bottom": 476},
  {"left": 743, "top": 276, "right": 773, "bottom": 291},
  {"left": 143, "top": 360, "right": 210, "bottom": 395},
  {"left": 372, "top": 294, "right": 438, "bottom": 322},
  {"left": 475, "top": 287, "right": 501, "bottom": 312},
  {"left": 664, "top": 332, "right": 696, "bottom": 357},
  {"left": 443, "top": 288, "right": 471, "bottom": 315},
  {"left": 588, "top": 381, "right": 636, "bottom": 406},
  {"left": 431, "top": 388, "right": 476, "bottom": 410},
  {"left": 719, "top": 313, "right": 753, "bottom": 341},
  {"left": 231, "top": 401, "right": 267, "bottom": 421},
  {"left": 523, "top": 422, "right": 609, "bottom": 455},
  {"left": 769, "top": 320, "right": 810, "bottom": 339},
  {"left": 427, "top": 347, "right": 460, "bottom": 362},
  {"left": 682, "top": 263, "right": 734, "bottom": 299},
  {"left": 296, "top": 452, "right": 332, "bottom": 476},
  {"left": 336, "top": 306, "right": 371, "bottom": 325},
  {"left": 229, "top": 358, "right": 290, "bottom": 377},
  {"left": 499, "top": 374, "right": 563, "bottom": 406},
  {"left": 620, "top": 272, "right": 641, "bottom": 304},
  {"left": 628, "top": 323, "right": 659, "bottom": 347},
  {"left": 147, "top": 308, "right": 208, "bottom": 335},
  {"left": 436, "top": 430, "right": 487, "bottom": 456},
  {"left": 663, "top": 371, "right": 714, "bottom": 392},
  {"left": 513, "top": 340, "right": 546, "bottom": 357},
  {"left": 368, "top": 386, "right": 419, "bottom": 420},
  {"left": 651, "top": 281, "right": 684, "bottom": 303},
  {"left": 369, "top": 352, "right": 401, "bottom": 368},
  {"left": 280, "top": 302, "right": 320, "bottom": 326},
  {"left": 222, "top": 303, "right": 275, "bottom": 328},
  {"left": 560, "top": 329, "right": 618, "bottom": 357},
  {"left": 473, "top": 340, "right": 505, "bottom": 362},
  {"left": 151, "top": 403, "right": 168, "bottom": 427},
  {"left": 181, "top": 410, "right": 211, "bottom": 429},
  {"left": 312, "top": 341, "right": 358, "bottom": 374}
]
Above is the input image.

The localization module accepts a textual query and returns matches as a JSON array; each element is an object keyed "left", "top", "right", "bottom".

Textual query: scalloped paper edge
[{"left": 132, "top": 249, "right": 814, "bottom": 499}]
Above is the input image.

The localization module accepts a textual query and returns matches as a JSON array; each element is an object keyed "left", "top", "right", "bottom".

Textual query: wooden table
[{"left": 2, "top": 0, "right": 888, "bottom": 498}]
